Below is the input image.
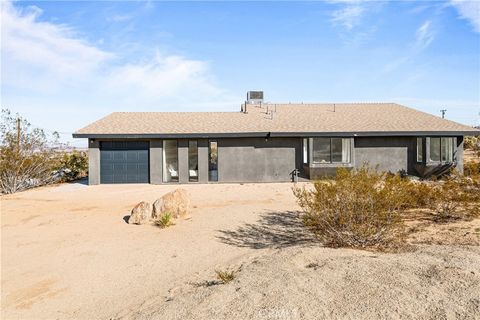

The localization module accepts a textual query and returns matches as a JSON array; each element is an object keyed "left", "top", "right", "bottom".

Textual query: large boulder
[
  {"left": 152, "top": 189, "right": 190, "bottom": 220},
  {"left": 129, "top": 201, "right": 152, "bottom": 224}
]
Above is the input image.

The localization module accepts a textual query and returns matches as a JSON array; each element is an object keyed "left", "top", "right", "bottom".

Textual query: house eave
[{"left": 72, "top": 130, "right": 480, "bottom": 139}]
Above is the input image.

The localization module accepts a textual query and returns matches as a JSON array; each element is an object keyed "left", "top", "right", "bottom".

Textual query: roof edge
[{"left": 72, "top": 130, "right": 480, "bottom": 139}]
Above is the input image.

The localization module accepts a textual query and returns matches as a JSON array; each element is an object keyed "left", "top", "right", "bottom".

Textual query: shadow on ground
[
  {"left": 216, "top": 210, "right": 318, "bottom": 249},
  {"left": 68, "top": 177, "right": 88, "bottom": 186}
]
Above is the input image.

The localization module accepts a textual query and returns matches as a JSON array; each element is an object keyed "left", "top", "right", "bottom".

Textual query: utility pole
[
  {"left": 16, "top": 117, "right": 21, "bottom": 150},
  {"left": 440, "top": 109, "right": 447, "bottom": 119}
]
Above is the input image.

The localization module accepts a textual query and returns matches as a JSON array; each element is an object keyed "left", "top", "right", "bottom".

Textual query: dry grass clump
[
  {"left": 215, "top": 269, "right": 236, "bottom": 284},
  {"left": 192, "top": 269, "right": 237, "bottom": 288},
  {"left": 154, "top": 212, "right": 174, "bottom": 228},
  {"left": 293, "top": 167, "right": 480, "bottom": 250}
]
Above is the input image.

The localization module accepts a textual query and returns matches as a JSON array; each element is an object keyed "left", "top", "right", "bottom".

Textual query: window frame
[
  {"left": 441, "top": 137, "right": 454, "bottom": 162},
  {"left": 162, "top": 139, "right": 179, "bottom": 183},
  {"left": 312, "top": 137, "right": 331, "bottom": 163},
  {"left": 427, "top": 137, "right": 456, "bottom": 164},
  {"left": 188, "top": 140, "right": 199, "bottom": 182},
  {"left": 311, "top": 137, "right": 352, "bottom": 165},
  {"left": 303, "top": 138, "right": 308, "bottom": 164},
  {"left": 208, "top": 140, "right": 218, "bottom": 182},
  {"left": 416, "top": 137, "right": 423, "bottom": 163}
]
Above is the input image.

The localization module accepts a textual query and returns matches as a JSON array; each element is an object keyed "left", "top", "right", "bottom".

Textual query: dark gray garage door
[{"left": 100, "top": 141, "right": 149, "bottom": 183}]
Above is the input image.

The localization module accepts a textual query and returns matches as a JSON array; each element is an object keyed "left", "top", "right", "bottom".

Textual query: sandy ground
[{"left": 1, "top": 181, "right": 480, "bottom": 320}]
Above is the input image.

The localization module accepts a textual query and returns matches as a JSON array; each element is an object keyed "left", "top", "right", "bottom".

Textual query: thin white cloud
[
  {"left": 415, "top": 20, "right": 435, "bottom": 50},
  {"left": 106, "top": 52, "right": 222, "bottom": 100},
  {"left": 328, "top": 1, "right": 384, "bottom": 46},
  {"left": 108, "top": 14, "right": 134, "bottom": 22},
  {"left": 408, "top": 4, "right": 431, "bottom": 15},
  {"left": 331, "top": 4, "right": 365, "bottom": 30},
  {"left": 1, "top": 1, "right": 111, "bottom": 88},
  {"left": 1, "top": 0, "right": 239, "bottom": 144},
  {"left": 383, "top": 20, "right": 435, "bottom": 73},
  {"left": 0, "top": 1, "right": 223, "bottom": 95},
  {"left": 1, "top": 2, "right": 238, "bottom": 109},
  {"left": 450, "top": 0, "right": 480, "bottom": 33}
]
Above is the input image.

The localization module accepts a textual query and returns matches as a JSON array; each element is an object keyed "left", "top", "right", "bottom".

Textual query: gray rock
[
  {"left": 152, "top": 189, "right": 190, "bottom": 220},
  {"left": 129, "top": 201, "right": 152, "bottom": 224}
]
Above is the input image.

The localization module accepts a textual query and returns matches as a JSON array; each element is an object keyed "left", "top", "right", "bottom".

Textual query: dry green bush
[{"left": 293, "top": 167, "right": 409, "bottom": 249}]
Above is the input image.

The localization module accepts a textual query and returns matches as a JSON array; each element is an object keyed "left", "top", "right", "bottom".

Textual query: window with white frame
[
  {"left": 428, "top": 137, "right": 455, "bottom": 163},
  {"left": 312, "top": 138, "right": 351, "bottom": 164}
]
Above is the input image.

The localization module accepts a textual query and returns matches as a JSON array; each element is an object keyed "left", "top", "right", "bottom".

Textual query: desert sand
[{"left": 1, "top": 181, "right": 480, "bottom": 320}]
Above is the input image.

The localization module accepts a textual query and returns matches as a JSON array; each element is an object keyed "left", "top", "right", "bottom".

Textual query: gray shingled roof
[{"left": 73, "top": 103, "right": 479, "bottom": 137}]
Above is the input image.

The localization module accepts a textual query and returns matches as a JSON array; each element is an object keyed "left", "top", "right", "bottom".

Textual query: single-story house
[{"left": 73, "top": 92, "right": 480, "bottom": 185}]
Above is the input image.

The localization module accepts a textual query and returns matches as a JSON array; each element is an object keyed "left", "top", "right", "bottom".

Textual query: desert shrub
[
  {"left": 0, "top": 109, "right": 63, "bottom": 194},
  {"left": 464, "top": 136, "right": 479, "bottom": 150},
  {"left": 465, "top": 135, "right": 480, "bottom": 159},
  {"left": 215, "top": 269, "right": 235, "bottom": 284},
  {"left": 428, "top": 174, "right": 480, "bottom": 222},
  {"left": 293, "top": 167, "right": 410, "bottom": 249},
  {"left": 464, "top": 161, "right": 480, "bottom": 177},
  {"left": 155, "top": 212, "right": 174, "bottom": 228},
  {"left": 294, "top": 166, "right": 480, "bottom": 249},
  {"left": 383, "top": 173, "right": 424, "bottom": 209},
  {"left": 54, "top": 151, "right": 88, "bottom": 181},
  {"left": 404, "top": 181, "right": 437, "bottom": 208}
]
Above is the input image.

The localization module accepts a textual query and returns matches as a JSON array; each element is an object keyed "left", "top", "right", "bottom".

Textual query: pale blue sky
[{"left": 1, "top": 0, "right": 479, "bottom": 147}]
